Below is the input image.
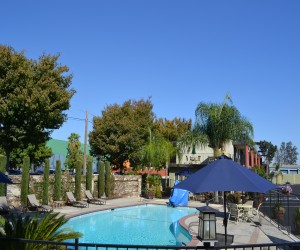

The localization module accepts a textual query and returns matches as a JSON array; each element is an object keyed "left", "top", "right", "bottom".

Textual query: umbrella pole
[{"left": 223, "top": 192, "right": 227, "bottom": 245}]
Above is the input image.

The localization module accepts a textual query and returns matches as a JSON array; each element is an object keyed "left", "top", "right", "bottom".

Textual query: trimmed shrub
[
  {"left": 0, "top": 156, "right": 6, "bottom": 196},
  {"left": 86, "top": 159, "right": 93, "bottom": 191},
  {"left": 154, "top": 185, "right": 162, "bottom": 199},
  {"left": 74, "top": 160, "right": 82, "bottom": 200},
  {"left": 98, "top": 161, "right": 105, "bottom": 197},
  {"left": 53, "top": 160, "right": 62, "bottom": 201},
  {"left": 20, "top": 156, "right": 30, "bottom": 206},
  {"left": 105, "top": 161, "right": 112, "bottom": 198},
  {"left": 42, "top": 159, "right": 50, "bottom": 204}
]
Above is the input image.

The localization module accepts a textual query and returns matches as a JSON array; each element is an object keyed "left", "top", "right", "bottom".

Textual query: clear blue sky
[{"left": 1, "top": 1, "right": 300, "bottom": 162}]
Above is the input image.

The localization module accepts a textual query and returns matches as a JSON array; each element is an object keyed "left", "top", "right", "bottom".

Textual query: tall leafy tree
[
  {"left": 153, "top": 118, "right": 192, "bottom": 143},
  {"left": 65, "top": 133, "right": 83, "bottom": 171},
  {"left": 275, "top": 141, "right": 298, "bottom": 165},
  {"left": 10, "top": 143, "right": 53, "bottom": 170},
  {"left": 0, "top": 45, "right": 75, "bottom": 171},
  {"left": 89, "top": 98, "right": 155, "bottom": 172},
  {"left": 194, "top": 93, "right": 253, "bottom": 157},
  {"left": 256, "top": 140, "right": 277, "bottom": 165}
]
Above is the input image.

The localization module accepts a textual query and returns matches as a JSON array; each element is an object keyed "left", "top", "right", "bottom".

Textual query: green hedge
[
  {"left": 42, "top": 159, "right": 50, "bottom": 204},
  {"left": 20, "top": 156, "right": 30, "bottom": 206}
]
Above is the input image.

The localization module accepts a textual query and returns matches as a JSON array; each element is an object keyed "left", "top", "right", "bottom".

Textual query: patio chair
[
  {"left": 85, "top": 190, "right": 106, "bottom": 205},
  {"left": 66, "top": 192, "right": 88, "bottom": 208},
  {"left": 242, "top": 206, "right": 255, "bottom": 222},
  {"left": 0, "top": 196, "right": 15, "bottom": 214},
  {"left": 100, "top": 193, "right": 107, "bottom": 204},
  {"left": 228, "top": 203, "right": 244, "bottom": 223},
  {"left": 27, "top": 194, "right": 53, "bottom": 212},
  {"left": 244, "top": 200, "right": 254, "bottom": 206}
]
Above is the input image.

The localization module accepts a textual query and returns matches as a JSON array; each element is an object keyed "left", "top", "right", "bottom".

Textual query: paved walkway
[{"left": 52, "top": 197, "right": 300, "bottom": 246}]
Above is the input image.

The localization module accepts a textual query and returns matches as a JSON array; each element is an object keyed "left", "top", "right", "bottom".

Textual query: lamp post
[{"left": 197, "top": 206, "right": 217, "bottom": 247}]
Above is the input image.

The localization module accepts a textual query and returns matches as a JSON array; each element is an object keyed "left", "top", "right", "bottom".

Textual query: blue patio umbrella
[
  {"left": 0, "top": 171, "right": 13, "bottom": 184},
  {"left": 174, "top": 155, "right": 279, "bottom": 245}
]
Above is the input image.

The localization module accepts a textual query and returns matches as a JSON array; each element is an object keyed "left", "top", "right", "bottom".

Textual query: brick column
[
  {"left": 250, "top": 150, "right": 254, "bottom": 167},
  {"left": 245, "top": 145, "right": 250, "bottom": 167}
]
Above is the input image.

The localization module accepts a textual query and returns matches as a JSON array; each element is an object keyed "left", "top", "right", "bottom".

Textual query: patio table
[{"left": 237, "top": 204, "right": 254, "bottom": 222}]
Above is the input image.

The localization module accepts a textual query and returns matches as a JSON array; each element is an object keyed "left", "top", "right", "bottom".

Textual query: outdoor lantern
[{"left": 197, "top": 206, "right": 217, "bottom": 246}]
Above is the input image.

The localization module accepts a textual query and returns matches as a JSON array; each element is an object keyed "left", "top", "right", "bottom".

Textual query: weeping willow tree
[
  {"left": 141, "top": 129, "right": 175, "bottom": 170},
  {"left": 140, "top": 129, "right": 175, "bottom": 188}
]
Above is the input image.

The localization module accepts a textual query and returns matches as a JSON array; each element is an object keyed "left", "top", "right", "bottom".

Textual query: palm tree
[
  {"left": 176, "top": 126, "right": 208, "bottom": 162},
  {"left": 178, "top": 94, "right": 254, "bottom": 203},
  {"left": 0, "top": 212, "right": 82, "bottom": 250},
  {"left": 195, "top": 93, "right": 253, "bottom": 157},
  {"left": 269, "top": 163, "right": 283, "bottom": 184}
]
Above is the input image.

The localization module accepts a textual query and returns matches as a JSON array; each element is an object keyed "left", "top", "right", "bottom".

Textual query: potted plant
[
  {"left": 272, "top": 203, "right": 286, "bottom": 220},
  {"left": 144, "top": 188, "right": 154, "bottom": 199}
]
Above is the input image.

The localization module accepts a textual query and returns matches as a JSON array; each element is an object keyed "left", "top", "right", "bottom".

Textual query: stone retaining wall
[{"left": 6, "top": 174, "right": 141, "bottom": 207}]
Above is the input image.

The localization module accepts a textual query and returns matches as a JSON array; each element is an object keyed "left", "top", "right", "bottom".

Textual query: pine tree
[
  {"left": 64, "top": 133, "right": 83, "bottom": 172},
  {"left": 53, "top": 160, "right": 62, "bottom": 201},
  {"left": 42, "top": 159, "right": 50, "bottom": 204},
  {"left": 20, "top": 156, "right": 30, "bottom": 206}
]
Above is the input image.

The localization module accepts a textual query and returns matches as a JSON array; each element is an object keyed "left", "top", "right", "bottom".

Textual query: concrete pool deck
[{"left": 52, "top": 197, "right": 300, "bottom": 246}]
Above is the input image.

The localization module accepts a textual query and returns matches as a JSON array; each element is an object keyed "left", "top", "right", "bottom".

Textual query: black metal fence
[
  {"left": 259, "top": 186, "right": 300, "bottom": 235},
  {"left": 2, "top": 187, "right": 300, "bottom": 250},
  {"left": 1, "top": 237, "right": 300, "bottom": 250}
]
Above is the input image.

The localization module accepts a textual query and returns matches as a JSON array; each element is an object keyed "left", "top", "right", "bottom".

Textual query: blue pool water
[{"left": 62, "top": 204, "right": 197, "bottom": 246}]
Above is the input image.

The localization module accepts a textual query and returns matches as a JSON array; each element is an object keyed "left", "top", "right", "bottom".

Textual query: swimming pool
[{"left": 62, "top": 204, "right": 197, "bottom": 246}]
